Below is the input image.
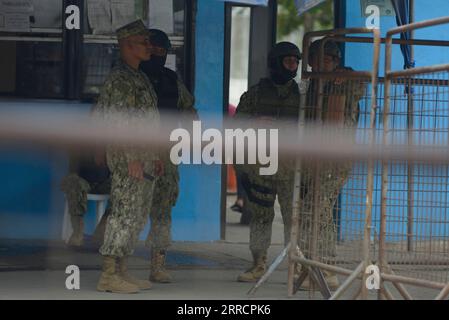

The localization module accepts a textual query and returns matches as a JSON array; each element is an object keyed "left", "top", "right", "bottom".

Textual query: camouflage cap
[
  {"left": 116, "top": 20, "right": 149, "bottom": 40},
  {"left": 309, "top": 39, "right": 341, "bottom": 59}
]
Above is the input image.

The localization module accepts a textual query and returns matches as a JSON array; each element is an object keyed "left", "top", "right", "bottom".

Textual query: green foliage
[{"left": 277, "top": 0, "right": 334, "bottom": 39}]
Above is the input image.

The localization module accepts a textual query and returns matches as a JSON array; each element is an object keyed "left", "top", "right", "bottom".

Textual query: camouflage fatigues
[
  {"left": 235, "top": 78, "right": 300, "bottom": 254},
  {"left": 145, "top": 77, "right": 197, "bottom": 251},
  {"left": 299, "top": 75, "right": 365, "bottom": 260},
  {"left": 60, "top": 173, "right": 111, "bottom": 217},
  {"left": 93, "top": 60, "right": 159, "bottom": 258},
  {"left": 61, "top": 152, "right": 111, "bottom": 217},
  {"left": 145, "top": 155, "right": 178, "bottom": 251}
]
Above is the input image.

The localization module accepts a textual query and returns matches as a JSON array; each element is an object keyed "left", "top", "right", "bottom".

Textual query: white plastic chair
[{"left": 61, "top": 194, "right": 110, "bottom": 242}]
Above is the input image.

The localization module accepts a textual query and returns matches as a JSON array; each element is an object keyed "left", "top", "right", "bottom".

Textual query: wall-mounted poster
[
  {"left": 0, "top": 0, "right": 33, "bottom": 31},
  {"left": 30, "top": 0, "right": 62, "bottom": 29},
  {"left": 87, "top": 0, "right": 113, "bottom": 35},
  {"left": 166, "top": 54, "right": 176, "bottom": 72},
  {"left": 149, "top": 0, "right": 174, "bottom": 34},
  {"left": 86, "top": 0, "right": 146, "bottom": 35},
  {"left": 0, "top": 0, "right": 33, "bottom": 14},
  {"left": 111, "top": 0, "right": 135, "bottom": 30},
  {"left": 360, "top": 0, "right": 395, "bottom": 16},
  {"left": 0, "top": 1, "right": 62, "bottom": 30},
  {"left": 4, "top": 13, "right": 29, "bottom": 31}
]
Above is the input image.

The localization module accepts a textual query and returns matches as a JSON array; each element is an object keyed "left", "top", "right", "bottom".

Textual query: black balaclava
[
  {"left": 140, "top": 29, "right": 171, "bottom": 76},
  {"left": 145, "top": 55, "right": 167, "bottom": 75},
  {"left": 268, "top": 42, "right": 301, "bottom": 85},
  {"left": 139, "top": 29, "right": 179, "bottom": 113}
]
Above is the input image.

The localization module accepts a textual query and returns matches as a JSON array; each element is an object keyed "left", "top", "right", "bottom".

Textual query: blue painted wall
[
  {"left": 142, "top": 0, "right": 224, "bottom": 242},
  {"left": 169, "top": 0, "right": 224, "bottom": 241},
  {"left": 344, "top": 0, "right": 449, "bottom": 76},
  {"left": 340, "top": 0, "right": 449, "bottom": 241},
  {"left": 0, "top": 0, "right": 225, "bottom": 242},
  {"left": 0, "top": 100, "right": 84, "bottom": 239}
]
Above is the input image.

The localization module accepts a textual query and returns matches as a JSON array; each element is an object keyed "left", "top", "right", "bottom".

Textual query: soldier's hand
[
  {"left": 154, "top": 160, "right": 164, "bottom": 177},
  {"left": 128, "top": 160, "right": 144, "bottom": 180},
  {"left": 334, "top": 67, "right": 351, "bottom": 85},
  {"left": 334, "top": 78, "right": 345, "bottom": 85},
  {"left": 334, "top": 74, "right": 345, "bottom": 86}
]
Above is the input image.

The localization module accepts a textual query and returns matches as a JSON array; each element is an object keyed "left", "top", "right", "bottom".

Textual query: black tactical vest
[{"left": 150, "top": 67, "right": 179, "bottom": 114}]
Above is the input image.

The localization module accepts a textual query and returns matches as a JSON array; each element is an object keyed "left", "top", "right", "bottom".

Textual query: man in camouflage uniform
[
  {"left": 60, "top": 150, "right": 110, "bottom": 247},
  {"left": 298, "top": 39, "right": 365, "bottom": 290},
  {"left": 92, "top": 20, "right": 162, "bottom": 294},
  {"left": 139, "top": 29, "right": 197, "bottom": 283},
  {"left": 234, "top": 42, "right": 302, "bottom": 282}
]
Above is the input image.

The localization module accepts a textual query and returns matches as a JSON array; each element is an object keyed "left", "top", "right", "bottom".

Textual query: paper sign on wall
[
  {"left": 30, "top": 0, "right": 63, "bottom": 29},
  {"left": 87, "top": 0, "right": 113, "bottom": 35},
  {"left": 0, "top": 0, "right": 32, "bottom": 31},
  {"left": 87, "top": 0, "right": 143, "bottom": 35},
  {"left": 166, "top": 54, "right": 176, "bottom": 72},
  {"left": 4, "top": 13, "right": 29, "bottom": 31},
  {"left": 111, "top": 0, "right": 135, "bottom": 30},
  {"left": 149, "top": 0, "right": 173, "bottom": 34},
  {"left": 360, "top": 0, "right": 395, "bottom": 16},
  {"left": 0, "top": 0, "right": 33, "bottom": 14}
]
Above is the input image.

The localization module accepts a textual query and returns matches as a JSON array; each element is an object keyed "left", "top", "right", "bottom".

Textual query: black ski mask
[
  {"left": 139, "top": 29, "right": 180, "bottom": 116},
  {"left": 141, "top": 54, "right": 167, "bottom": 75},
  {"left": 140, "top": 29, "right": 171, "bottom": 75},
  {"left": 270, "top": 55, "right": 298, "bottom": 85},
  {"left": 268, "top": 42, "right": 301, "bottom": 85}
]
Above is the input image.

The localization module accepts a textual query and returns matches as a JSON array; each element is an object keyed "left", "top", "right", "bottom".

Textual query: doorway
[{"left": 221, "top": 1, "right": 277, "bottom": 241}]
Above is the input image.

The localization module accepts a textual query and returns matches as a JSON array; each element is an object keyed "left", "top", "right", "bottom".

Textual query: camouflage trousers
[
  {"left": 245, "top": 172, "right": 295, "bottom": 255},
  {"left": 145, "top": 164, "right": 179, "bottom": 251},
  {"left": 298, "top": 162, "right": 352, "bottom": 261},
  {"left": 60, "top": 173, "right": 111, "bottom": 217},
  {"left": 99, "top": 171, "right": 155, "bottom": 257}
]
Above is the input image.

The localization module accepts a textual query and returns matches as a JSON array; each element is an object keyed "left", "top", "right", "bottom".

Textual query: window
[
  {"left": 81, "top": 0, "right": 189, "bottom": 99},
  {"left": 0, "top": 0, "right": 191, "bottom": 101},
  {"left": 228, "top": 6, "right": 250, "bottom": 108},
  {"left": 0, "top": 0, "right": 63, "bottom": 98}
]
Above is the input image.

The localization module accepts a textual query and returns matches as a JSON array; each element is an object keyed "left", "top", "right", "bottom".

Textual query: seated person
[{"left": 61, "top": 150, "right": 111, "bottom": 247}]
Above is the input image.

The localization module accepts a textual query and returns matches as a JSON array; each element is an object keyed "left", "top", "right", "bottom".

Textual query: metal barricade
[
  {"left": 288, "top": 28, "right": 381, "bottom": 300},
  {"left": 287, "top": 17, "right": 449, "bottom": 300},
  {"left": 379, "top": 16, "right": 449, "bottom": 300}
]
